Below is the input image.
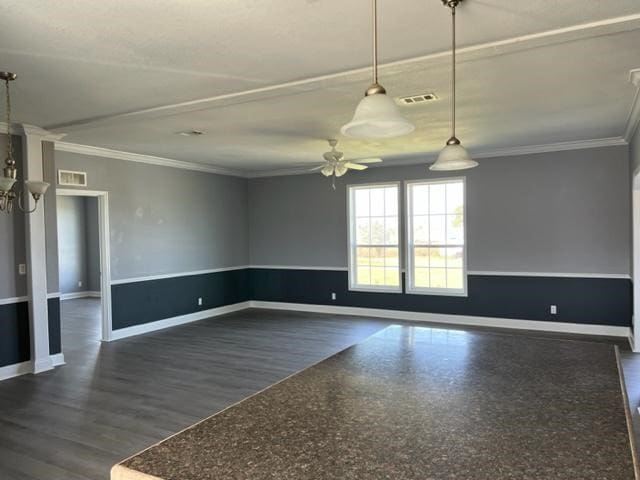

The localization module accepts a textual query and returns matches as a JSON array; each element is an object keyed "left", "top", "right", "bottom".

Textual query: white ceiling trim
[
  {"left": 624, "top": 69, "right": 640, "bottom": 142},
  {"left": 48, "top": 13, "right": 640, "bottom": 134},
  {"left": 247, "top": 137, "right": 628, "bottom": 178},
  {"left": 54, "top": 141, "right": 246, "bottom": 178}
]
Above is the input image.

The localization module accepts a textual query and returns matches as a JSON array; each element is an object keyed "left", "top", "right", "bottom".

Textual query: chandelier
[{"left": 0, "top": 72, "right": 49, "bottom": 214}]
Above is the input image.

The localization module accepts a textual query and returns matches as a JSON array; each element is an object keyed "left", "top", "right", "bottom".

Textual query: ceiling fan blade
[
  {"left": 352, "top": 157, "right": 382, "bottom": 164},
  {"left": 344, "top": 162, "right": 367, "bottom": 171},
  {"left": 308, "top": 165, "right": 325, "bottom": 172}
]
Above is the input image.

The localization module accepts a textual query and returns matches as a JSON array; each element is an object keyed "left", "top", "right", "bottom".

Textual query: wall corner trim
[{"left": 625, "top": 69, "right": 640, "bottom": 142}]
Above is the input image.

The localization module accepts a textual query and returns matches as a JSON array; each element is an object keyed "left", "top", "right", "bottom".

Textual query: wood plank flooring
[{"left": 0, "top": 298, "right": 636, "bottom": 479}]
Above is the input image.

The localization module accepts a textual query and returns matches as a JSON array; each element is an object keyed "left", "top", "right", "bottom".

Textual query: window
[
  {"left": 348, "top": 183, "right": 401, "bottom": 292},
  {"left": 406, "top": 178, "right": 467, "bottom": 295}
]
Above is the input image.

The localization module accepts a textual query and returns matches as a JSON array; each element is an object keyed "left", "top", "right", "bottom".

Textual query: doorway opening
[{"left": 55, "top": 190, "right": 112, "bottom": 360}]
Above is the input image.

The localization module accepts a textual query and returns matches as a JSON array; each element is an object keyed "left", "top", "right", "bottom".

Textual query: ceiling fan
[{"left": 310, "top": 139, "right": 382, "bottom": 179}]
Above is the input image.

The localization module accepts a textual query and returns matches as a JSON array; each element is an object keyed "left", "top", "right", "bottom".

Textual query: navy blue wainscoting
[
  {"left": 249, "top": 269, "right": 632, "bottom": 327},
  {"left": 0, "top": 301, "right": 30, "bottom": 367},
  {"left": 111, "top": 269, "right": 250, "bottom": 330}
]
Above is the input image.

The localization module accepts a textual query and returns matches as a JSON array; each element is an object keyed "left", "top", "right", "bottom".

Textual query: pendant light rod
[
  {"left": 443, "top": 0, "right": 460, "bottom": 143},
  {"left": 372, "top": 0, "right": 378, "bottom": 86}
]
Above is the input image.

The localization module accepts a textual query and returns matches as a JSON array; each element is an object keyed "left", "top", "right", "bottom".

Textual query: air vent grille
[
  {"left": 58, "top": 170, "right": 87, "bottom": 187},
  {"left": 396, "top": 93, "right": 438, "bottom": 105}
]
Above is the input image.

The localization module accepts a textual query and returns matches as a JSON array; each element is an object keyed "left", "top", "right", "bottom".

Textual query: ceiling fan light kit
[
  {"left": 341, "top": 0, "right": 415, "bottom": 139},
  {"left": 430, "top": 0, "right": 478, "bottom": 171}
]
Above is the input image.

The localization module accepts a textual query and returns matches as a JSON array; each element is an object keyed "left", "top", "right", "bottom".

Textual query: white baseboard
[
  {"left": 110, "top": 301, "right": 252, "bottom": 341},
  {"left": 249, "top": 301, "right": 631, "bottom": 338},
  {"left": 60, "top": 291, "right": 101, "bottom": 300},
  {"left": 0, "top": 353, "right": 67, "bottom": 381}
]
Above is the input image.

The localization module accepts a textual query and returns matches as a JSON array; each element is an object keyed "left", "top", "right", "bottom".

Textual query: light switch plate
[{"left": 18, "top": 264, "right": 26, "bottom": 275}]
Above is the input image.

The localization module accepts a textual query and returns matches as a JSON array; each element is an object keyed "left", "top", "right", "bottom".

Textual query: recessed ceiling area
[{"left": 2, "top": 0, "right": 640, "bottom": 174}]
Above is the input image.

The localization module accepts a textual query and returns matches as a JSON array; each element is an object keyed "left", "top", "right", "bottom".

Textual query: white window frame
[
  {"left": 347, "top": 181, "right": 402, "bottom": 293},
  {"left": 405, "top": 177, "right": 468, "bottom": 297}
]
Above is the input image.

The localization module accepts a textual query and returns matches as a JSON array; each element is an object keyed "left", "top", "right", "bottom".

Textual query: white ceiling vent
[
  {"left": 396, "top": 93, "right": 438, "bottom": 105},
  {"left": 58, "top": 169, "right": 87, "bottom": 187},
  {"left": 177, "top": 129, "right": 205, "bottom": 137}
]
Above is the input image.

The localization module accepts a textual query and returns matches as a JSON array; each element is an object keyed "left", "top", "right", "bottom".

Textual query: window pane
[
  {"left": 357, "top": 267, "right": 370, "bottom": 285},
  {"left": 384, "top": 247, "right": 399, "bottom": 267},
  {"left": 384, "top": 217, "right": 398, "bottom": 245},
  {"left": 429, "top": 215, "right": 446, "bottom": 244},
  {"left": 370, "top": 247, "right": 384, "bottom": 266},
  {"left": 429, "top": 247, "right": 446, "bottom": 268},
  {"left": 356, "top": 247, "right": 370, "bottom": 266},
  {"left": 370, "top": 267, "right": 386, "bottom": 285},
  {"left": 429, "top": 184, "right": 446, "bottom": 214},
  {"left": 414, "top": 247, "right": 429, "bottom": 267},
  {"left": 385, "top": 187, "right": 398, "bottom": 215},
  {"left": 446, "top": 214, "right": 464, "bottom": 244},
  {"left": 384, "top": 268, "right": 399, "bottom": 286},
  {"left": 356, "top": 218, "right": 370, "bottom": 245},
  {"left": 370, "top": 217, "right": 385, "bottom": 244},
  {"left": 355, "top": 189, "right": 370, "bottom": 217},
  {"left": 446, "top": 182, "right": 463, "bottom": 214},
  {"left": 414, "top": 267, "right": 429, "bottom": 288},
  {"left": 413, "top": 215, "right": 429, "bottom": 244},
  {"left": 412, "top": 185, "right": 429, "bottom": 215},
  {"left": 430, "top": 268, "right": 447, "bottom": 288},
  {"left": 447, "top": 269, "right": 463, "bottom": 289},
  {"left": 445, "top": 247, "right": 463, "bottom": 268},
  {"left": 370, "top": 188, "right": 385, "bottom": 216}
]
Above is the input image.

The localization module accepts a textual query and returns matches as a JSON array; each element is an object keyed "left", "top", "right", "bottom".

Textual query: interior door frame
[
  {"left": 56, "top": 189, "right": 113, "bottom": 342},
  {"left": 632, "top": 170, "right": 640, "bottom": 352}
]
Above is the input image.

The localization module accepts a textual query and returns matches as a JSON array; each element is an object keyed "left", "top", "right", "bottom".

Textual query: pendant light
[
  {"left": 0, "top": 72, "right": 50, "bottom": 214},
  {"left": 341, "top": 0, "right": 414, "bottom": 139},
  {"left": 430, "top": 0, "right": 478, "bottom": 171}
]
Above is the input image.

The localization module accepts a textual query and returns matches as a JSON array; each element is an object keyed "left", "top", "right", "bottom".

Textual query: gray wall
[
  {"left": 54, "top": 151, "right": 249, "bottom": 281},
  {"left": 0, "top": 135, "right": 25, "bottom": 299},
  {"left": 249, "top": 145, "right": 631, "bottom": 275},
  {"left": 57, "top": 196, "right": 88, "bottom": 294},
  {"left": 56, "top": 196, "right": 100, "bottom": 294},
  {"left": 43, "top": 141, "right": 60, "bottom": 294},
  {"left": 632, "top": 127, "right": 640, "bottom": 178}
]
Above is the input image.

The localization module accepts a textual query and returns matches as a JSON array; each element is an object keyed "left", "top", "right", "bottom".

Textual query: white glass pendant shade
[
  {"left": 0, "top": 176, "right": 16, "bottom": 192},
  {"left": 430, "top": 140, "right": 478, "bottom": 171},
  {"left": 25, "top": 180, "right": 50, "bottom": 196},
  {"left": 341, "top": 92, "right": 415, "bottom": 139}
]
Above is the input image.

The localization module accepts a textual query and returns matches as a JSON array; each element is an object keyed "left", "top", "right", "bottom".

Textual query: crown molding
[
  {"left": 0, "top": 122, "right": 66, "bottom": 141},
  {"left": 625, "top": 69, "right": 640, "bottom": 142},
  {"left": 54, "top": 142, "right": 246, "bottom": 178},
  {"left": 247, "top": 137, "right": 628, "bottom": 178}
]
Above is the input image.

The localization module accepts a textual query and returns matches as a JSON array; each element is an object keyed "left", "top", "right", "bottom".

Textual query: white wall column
[{"left": 19, "top": 125, "right": 61, "bottom": 373}]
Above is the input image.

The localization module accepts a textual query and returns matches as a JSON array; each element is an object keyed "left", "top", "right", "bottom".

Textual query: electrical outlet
[
  {"left": 198, "top": 297, "right": 203, "bottom": 306},
  {"left": 78, "top": 281, "right": 83, "bottom": 287},
  {"left": 18, "top": 264, "right": 26, "bottom": 275},
  {"left": 331, "top": 292, "right": 336, "bottom": 301},
  {"left": 550, "top": 305, "right": 557, "bottom": 315}
]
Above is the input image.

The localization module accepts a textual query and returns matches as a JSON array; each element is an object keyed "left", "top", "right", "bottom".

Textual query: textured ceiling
[{"left": 2, "top": 0, "right": 640, "bottom": 173}]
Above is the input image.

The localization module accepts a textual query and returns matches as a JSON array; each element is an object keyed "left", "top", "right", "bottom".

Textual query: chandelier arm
[{"left": 17, "top": 191, "right": 37, "bottom": 214}]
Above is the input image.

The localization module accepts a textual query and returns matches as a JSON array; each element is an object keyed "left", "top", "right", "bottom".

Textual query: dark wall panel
[
  {"left": 112, "top": 269, "right": 250, "bottom": 330},
  {"left": 250, "top": 269, "right": 632, "bottom": 327},
  {"left": 0, "top": 301, "right": 30, "bottom": 367},
  {"left": 48, "top": 297, "right": 61, "bottom": 355}
]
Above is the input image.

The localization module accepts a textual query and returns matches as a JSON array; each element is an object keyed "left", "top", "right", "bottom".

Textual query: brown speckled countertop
[{"left": 113, "top": 326, "right": 635, "bottom": 479}]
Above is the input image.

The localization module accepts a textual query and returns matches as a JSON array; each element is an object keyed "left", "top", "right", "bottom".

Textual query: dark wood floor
[{"left": 0, "top": 298, "right": 637, "bottom": 479}]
